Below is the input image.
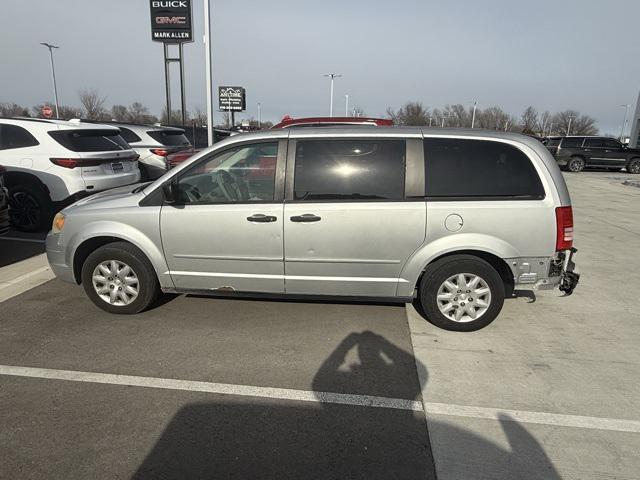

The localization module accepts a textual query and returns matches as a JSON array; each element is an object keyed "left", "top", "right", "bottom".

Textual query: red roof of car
[{"left": 271, "top": 116, "right": 393, "bottom": 129}]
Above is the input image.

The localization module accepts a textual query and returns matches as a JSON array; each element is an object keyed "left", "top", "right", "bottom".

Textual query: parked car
[
  {"left": 46, "top": 127, "right": 579, "bottom": 331},
  {"left": 79, "top": 121, "right": 191, "bottom": 180},
  {"left": 166, "top": 148, "right": 201, "bottom": 170},
  {"left": 271, "top": 116, "right": 393, "bottom": 129},
  {"left": 545, "top": 136, "right": 640, "bottom": 173},
  {"left": 0, "top": 118, "right": 140, "bottom": 232},
  {"left": 0, "top": 165, "right": 9, "bottom": 236}
]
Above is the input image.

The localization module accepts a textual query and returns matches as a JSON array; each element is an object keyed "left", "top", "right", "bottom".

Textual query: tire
[
  {"left": 8, "top": 183, "right": 53, "bottom": 232},
  {"left": 627, "top": 158, "right": 640, "bottom": 174},
  {"left": 81, "top": 241, "right": 160, "bottom": 314},
  {"left": 416, "top": 255, "right": 505, "bottom": 332},
  {"left": 567, "top": 157, "right": 585, "bottom": 173}
]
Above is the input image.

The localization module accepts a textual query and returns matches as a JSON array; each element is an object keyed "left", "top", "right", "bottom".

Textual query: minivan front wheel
[
  {"left": 417, "top": 255, "right": 505, "bottom": 331},
  {"left": 81, "top": 242, "right": 160, "bottom": 314}
]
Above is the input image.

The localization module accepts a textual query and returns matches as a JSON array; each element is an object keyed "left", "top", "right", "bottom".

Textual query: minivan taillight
[
  {"left": 50, "top": 158, "right": 78, "bottom": 169},
  {"left": 555, "top": 206, "right": 574, "bottom": 250}
]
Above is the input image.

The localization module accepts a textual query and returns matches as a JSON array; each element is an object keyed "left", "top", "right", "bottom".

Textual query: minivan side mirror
[{"left": 162, "top": 179, "right": 179, "bottom": 204}]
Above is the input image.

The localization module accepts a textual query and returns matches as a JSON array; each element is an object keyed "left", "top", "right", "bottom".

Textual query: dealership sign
[
  {"left": 218, "top": 87, "right": 246, "bottom": 111},
  {"left": 150, "top": 0, "right": 193, "bottom": 42}
]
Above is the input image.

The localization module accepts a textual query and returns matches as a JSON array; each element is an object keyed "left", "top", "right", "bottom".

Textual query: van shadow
[{"left": 132, "top": 331, "right": 559, "bottom": 480}]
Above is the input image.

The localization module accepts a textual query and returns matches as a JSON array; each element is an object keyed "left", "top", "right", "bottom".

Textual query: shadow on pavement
[
  {"left": 0, "top": 237, "right": 45, "bottom": 268},
  {"left": 132, "top": 331, "right": 560, "bottom": 480}
]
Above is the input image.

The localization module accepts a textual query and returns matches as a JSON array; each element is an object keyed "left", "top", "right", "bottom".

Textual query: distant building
[{"left": 630, "top": 90, "right": 640, "bottom": 148}]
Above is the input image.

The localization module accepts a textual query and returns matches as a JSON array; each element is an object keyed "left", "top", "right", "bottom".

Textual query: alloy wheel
[{"left": 8, "top": 191, "right": 41, "bottom": 230}]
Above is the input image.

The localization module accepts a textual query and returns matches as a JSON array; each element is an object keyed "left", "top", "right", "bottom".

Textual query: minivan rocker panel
[{"left": 46, "top": 127, "right": 579, "bottom": 331}]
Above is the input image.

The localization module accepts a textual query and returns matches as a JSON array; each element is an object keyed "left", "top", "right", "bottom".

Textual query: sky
[{"left": 1, "top": 0, "right": 639, "bottom": 134}]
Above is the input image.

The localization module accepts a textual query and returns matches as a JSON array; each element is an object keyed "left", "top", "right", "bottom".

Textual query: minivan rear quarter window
[
  {"left": 48, "top": 129, "right": 130, "bottom": 152},
  {"left": 424, "top": 138, "right": 545, "bottom": 199},
  {"left": 147, "top": 130, "right": 190, "bottom": 147},
  {"left": 293, "top": 139, "right": 405, "bottom": 201}
]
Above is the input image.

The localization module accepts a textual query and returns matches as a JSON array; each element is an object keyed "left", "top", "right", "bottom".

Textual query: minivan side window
[
  {"left": 176, "top": 142, "right": 278, "bottom": 205},
  {"left": 0, "top": 124, "right": 40, "bottom": 150},
  {"left": 424, "top": 138, "right": 545, "bottom": 199},
  {"left": 293, "top": 139, "right": 405, "bottom": 201}
]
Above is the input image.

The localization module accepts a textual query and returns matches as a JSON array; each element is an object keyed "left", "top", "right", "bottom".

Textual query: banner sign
[{"left": 150, "top": 0, "right": 193, "bottom": 42}]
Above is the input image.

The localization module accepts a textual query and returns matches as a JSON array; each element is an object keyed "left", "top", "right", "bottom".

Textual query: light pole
[
  {"left": 322, "top": 73, "right": 341, "bottom": 117},
  {"left": 40, "top": 42, "right": 60, "bottom": 119},
  {"left": 567, "top": 116, "right": 575, "bottom": 136},
  {"left": 344, "top": 94, "right": 349, "bottom": 117},
  {"left": 619, "top": 104, "right": 630, "bottom": 142},
  {"left": 441, "top": 115, "right": 446, "bottom": 128},
  {"left": 471, "top": 101, "right": 477, "bottom": 128},
  {"left": 428, "top": 116, "right": 433, "bottom": 127},
  {"left": 257, "top": 102, "right": 262, "bottom": 129},
  {"left": 203, "top": 0, "right": 214, "bottom": 145}
]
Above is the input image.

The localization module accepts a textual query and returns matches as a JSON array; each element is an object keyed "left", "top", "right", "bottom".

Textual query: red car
[{"left": 271, "top": 116, "right": 393, "bottom": 129}]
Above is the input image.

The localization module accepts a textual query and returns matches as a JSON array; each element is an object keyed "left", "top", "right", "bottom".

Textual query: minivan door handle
[
  {"left": 290, "top": 214, "right": 322, "bottom": 223},
  {"left": 247, "top": 214, "right": 277, "bottom": 223}
]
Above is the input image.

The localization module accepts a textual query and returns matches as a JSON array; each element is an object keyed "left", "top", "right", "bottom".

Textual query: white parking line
[
  {"left": 2, "top": 364, "right": 640, "bottom": 433},
  {"left": 0, "top": 365, "right": 423, "bottom": 412},
  {"left": 0, "top": 236, "right": 46, "bottom": 244}
]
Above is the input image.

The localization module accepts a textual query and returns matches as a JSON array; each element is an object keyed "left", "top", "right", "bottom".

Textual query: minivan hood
[{"left": 68, "top": 183, "right": 144, "bottom": 209}]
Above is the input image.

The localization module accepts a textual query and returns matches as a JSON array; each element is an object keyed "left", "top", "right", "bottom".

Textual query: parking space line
[
  {"left": 0, "top": 265, "right": 51, "bottom": 289},
  {"left": 0, "top": 237, "right": 46, "bottom": 244},
  {"left": 422, "top": 402, "right": 640, "bottom": 433},
  {"left": 2, "top": 364, "right": 640, "bottom": 433},
  {"left": 0, "top": 365, "right": 423, "bottom": 412}
]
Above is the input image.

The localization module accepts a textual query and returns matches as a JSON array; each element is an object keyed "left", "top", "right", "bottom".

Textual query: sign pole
[
  {"left": 163, "top": 43, "right": 172, "bottom": 125},
  {"left": 179, "top": 42, "right": 187, "bottom": 126},
  {"left": 204, "top": 0, "right": 214, "bottom": 145}
]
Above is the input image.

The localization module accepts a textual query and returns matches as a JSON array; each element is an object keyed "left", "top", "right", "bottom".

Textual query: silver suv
[{"left": 46, "top": 127, "right": 579, "bottom": 331}]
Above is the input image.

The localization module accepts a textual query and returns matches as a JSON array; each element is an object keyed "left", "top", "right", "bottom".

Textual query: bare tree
[
  {"left": 78, "top": 88, "right": 107, "bottom": 120},
  {"left": 551, "top": 110, "right": 597, "bottom": 136},
  {"left": 537, "top": 110, "right": 551, "bottom": 136},
  {"left": 521, "top": 106, "right": 538, "bottom": 134},
  {"left": 387, "top": 102, "right": 430, "bottom": 126},
  {"left": 111, "top": 105, "right": 128, "bottom": 122},
  {"left": 0, "top": 102, "right": 30, "bottom": 117},
  {"left": 127, "top": 102, "right": 156, "bottom": 124}
]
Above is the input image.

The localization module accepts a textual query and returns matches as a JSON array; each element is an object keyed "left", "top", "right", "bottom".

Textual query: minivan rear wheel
[
  {"left": 81, "top": 241, "right": 160, "bottom": 314},
  {"left": 416, "top": 255, "right": 505, "bottom": 331}
]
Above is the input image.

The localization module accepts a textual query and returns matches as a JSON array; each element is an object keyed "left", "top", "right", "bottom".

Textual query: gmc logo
[
  {"left": 152, "top": 1, "right": 186, "bottom": 7},
  {"left": 155, "top": 15, "right": 187, "bottom": 24}
]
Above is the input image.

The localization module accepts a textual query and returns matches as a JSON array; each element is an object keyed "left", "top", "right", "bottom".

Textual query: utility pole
[
  {"left": 258, "top": 102, "right": 262, "bottom": 129},
  {"left": 203, "top": 0, "right": 214, "bottom": 146},
  {"left": 620, "top": 104, "right": 630, "bottom": 141},
  {"left": 344, "top": 94, "right": 349, "bottom": 117},
  {"left": 471, "top": 101, "right": 477, "bottom": 128},
  {"left": 322, "top": 73, "right": 341, "bottom": 117},
  {"left": 40, "top": 42, "right": 60, "bottom": 119}
]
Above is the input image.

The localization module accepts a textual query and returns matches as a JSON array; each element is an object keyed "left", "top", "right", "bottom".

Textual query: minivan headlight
[{"left": 52, "top": 213, "right": 65, "bottom": 233}]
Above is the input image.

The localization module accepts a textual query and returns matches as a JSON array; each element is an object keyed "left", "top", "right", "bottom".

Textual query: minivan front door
[
  {"left": 283, "top": 137, "right": 426, "bottom": 297},
  {"left": 160, "top": 140, "right": 286, "bottom": 292}
]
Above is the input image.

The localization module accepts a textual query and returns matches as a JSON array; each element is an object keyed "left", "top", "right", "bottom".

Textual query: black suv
[
  {"left": 546, "top": 136, "right": 640, "bottom": 173},
  {"left": 0, "top": 165, "right": 9, "bottom": 236}
]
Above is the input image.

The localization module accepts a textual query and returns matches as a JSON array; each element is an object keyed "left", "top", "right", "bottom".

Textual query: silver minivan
[{"left": 46, "top": 127, "right": 579, "bottom": 331}]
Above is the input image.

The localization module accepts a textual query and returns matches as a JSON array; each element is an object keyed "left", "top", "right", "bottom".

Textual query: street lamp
[
  {"left": 40, "top": 42, "right": 60, "bottom": 119},
  {"left": 620, "top": 104, "right": 630, "bottom": 142},
  {"left": 344, "top": 94, "right": 349, "bottom": 117},
  {"left": 471, "top": 101, "right": 477, "bottom": 128},
  {"left": 322, "top": 73, "right": 341, "bottom": 117},
  {"left": 567, "top": 115, "right": 575, "bottom": 136}
]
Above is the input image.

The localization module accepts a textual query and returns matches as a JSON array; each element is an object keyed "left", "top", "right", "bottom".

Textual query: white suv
[
  {"left": 80, "top": 121, "right": 191, "bottom": 180},
  {"left": 0, "top": 118, "right": 140, "bottom": 232}
]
